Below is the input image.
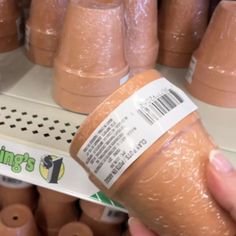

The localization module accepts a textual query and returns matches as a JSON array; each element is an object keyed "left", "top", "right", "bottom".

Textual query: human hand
[
  {"left": 128, "top": 150, "right": 236, "bottom": 236},
  {"left": 128, "top": 217, "right": 158, "bottom": 236},
  {"left": 207, "top": 150, "right": 236, "bottom": 220}
]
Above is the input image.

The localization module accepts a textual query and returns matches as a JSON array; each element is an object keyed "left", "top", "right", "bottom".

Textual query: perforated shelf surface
[{"left": 0, "top": 48, "right": 86, "bottom": 154}]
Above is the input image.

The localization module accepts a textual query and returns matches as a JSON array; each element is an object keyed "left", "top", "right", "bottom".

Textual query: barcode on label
[
  {"left": 1, "top": 176, "right": 22, "bottom": 185},
  {"left": 0, "top": 175, "right": 31, "bottom": 188},
  {"left": 78, "top": 78, "right": 197, "bottom": 188},
  {"left": 101, "top": 207, "right": 126, "bottom": 223},
  {"left": 137, "top": 89, "right": 184, "bottom": 125}
]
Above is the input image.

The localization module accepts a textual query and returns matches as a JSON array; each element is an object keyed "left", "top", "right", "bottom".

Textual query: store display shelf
[
  {"left": 0, "top": 48, "right": 124, "bottom": 211},
  {"left": 0, "top": 48, "right": 235, "bottom": 209}
]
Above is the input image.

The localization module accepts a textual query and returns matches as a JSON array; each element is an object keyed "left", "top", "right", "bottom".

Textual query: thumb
[
  {"left": 207, "top": 150, "right": 236, "bottom": 220},
  {"left": 128, "top": 217, "right": 158, "bottom": 236}
]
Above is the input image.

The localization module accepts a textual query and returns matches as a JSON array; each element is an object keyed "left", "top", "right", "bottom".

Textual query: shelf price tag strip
[{"left": 0, "top": 138, "right": 125, "bottom": 212}]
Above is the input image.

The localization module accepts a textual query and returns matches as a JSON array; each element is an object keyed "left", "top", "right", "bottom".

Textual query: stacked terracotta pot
[
  {"left": 186, "top": 1, "right": 236, "bottom": 107},
  {"left": 0, "top": 0, "right": 22, "bottom": 53},
  {"left": 80, "top": 200, "right": 126, "bottom": 236},
  {"left": 58, "top": 222, "right": 93, "bottom": 236},
  {"left": 158, "top": 0, "right": 210, "bottom": 68},
  {"left": 124, "top": 0, "right": 159, "bottom": 77},
  {"left": 0, "top": 204, "right": 39, "bottom": 236},
  {"left": 35, "top": 187, "right": 78, "bottom": 236},
  {"left": 0, "top": 176, "right": 37, "bottom": 211},
  {"left": 53, "top": 0, "right": 129, "bottom": 114},
  {"left": 25, "top": 0, "right": 68, "bottom": 67}
]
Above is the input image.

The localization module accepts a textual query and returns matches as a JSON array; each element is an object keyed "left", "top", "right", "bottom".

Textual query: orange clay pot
[
  {"left": 35, "top": 187, "right": 77, "bottom": 236},
  {"left": 53, "top": 0, "right": 129, "bottom": 114},
  {"left": 80, "top": 200, "right": 126, "bottom": 236},
  {"left": 58, "top": 222, "right": 93, "bottom": 236},
  {"left": 0, "top": 0, "right": 22, "bottom": 52},
  {"left": 0, "top": 204, "right": 39, "bottom": 236},
  {"left": 124, "top": 0, "right": 158, "bottom": 77},
  {"left": 186, "top": 1, "right": 236, "bottom": 108},
  {"left": 25, "top": 43, "right": 56, "bottom": 67},
  {"left": 70, "top": 69, "right": 236, "bottom": 235},
  {"left": 158, "top": 0, "right": 210, "bottom": 68},
  {"left": 0, "top": 176, "right": 37, "bottom": 211},
  {"left": 25, "top": 0, "right": 68, "bottom": 66}
]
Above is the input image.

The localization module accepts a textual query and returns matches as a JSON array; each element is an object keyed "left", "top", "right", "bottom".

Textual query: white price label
[
  {"left": 78, "top": 78, "right": 197, "bottom": 188},
  {"left": 100, "top": 207, "right": 126, "bottom": 223},
  {"left": 0, "top": 175, "right": 32, "bottom": 188},
  {"left": 186, "top": 56, "right": 197, "bottom": 84},
  {"left": 120, "top": 74, "right": 129, "bottom": 86}
]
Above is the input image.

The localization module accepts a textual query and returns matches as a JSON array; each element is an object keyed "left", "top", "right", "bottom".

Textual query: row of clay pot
[
  {"left": 2, "top": 0, "right": 236, "bottom": 109},
  {"left": 0, "top": 176, "right": 130, "bottom": 236},
  {"left": 158, "top": 0, "right": 236, "bottom": 108},
  {"left": 0, "top": 204, "right": 96, "bottom": 236},
  {"left": 29, "top": 0, "right": 235, "bottom": 112},
  {"left": 1, "top": 0, "right": 220, "bottom": 68},
  {"left": 25, "top": 0, "right": 159, "bottom": 73}
]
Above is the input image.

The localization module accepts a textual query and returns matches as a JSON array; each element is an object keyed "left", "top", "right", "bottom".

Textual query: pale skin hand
[{"left": 128, "top": 150, "right": 236, "bottom": 236}]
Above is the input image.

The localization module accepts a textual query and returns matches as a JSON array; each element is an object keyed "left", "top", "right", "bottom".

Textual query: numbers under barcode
[{"left": 137, "top": 89, "right": 184, "bottom": 125}]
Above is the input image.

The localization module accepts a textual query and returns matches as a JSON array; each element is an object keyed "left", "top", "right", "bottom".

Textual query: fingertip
[
  {"left": 207, "top": 150, "right": 236, "bottom": 221},
  {"left": 209, "top": 149, "right": 234, "bottom": 174}
]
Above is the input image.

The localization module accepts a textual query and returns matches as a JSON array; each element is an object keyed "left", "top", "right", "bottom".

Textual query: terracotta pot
[
  {"left": 0, "top": 204, "right": 39, "bottom": 236},
  {"left": 26, "top": 43, "right": 56, "bottom": 67},
  {"left": 80, "top": 212, "right": 121, "bottom": 236},
  {"left": 35, "top": 187, "right": 77, "bottom": 231},
  {"left": 53, "top": 0, "right": 129, "bottom": 114},
  {"left": 0, "top": 0, "right": 21, "bottom": 52},
  {"left": 79, "top": 200, "right": 126, "bottom": 236},
  {"left": 186, "top": 1, "right": 236, "bottom": 108},
  {"left": 124, "top": 0, "right": 158, "bottom": 77},
  {"left": 0, "top": 34, "right": 21, "bottom": 53},
  {"left": 58, "top": 222, "right": 93, "bottom": 236},
  {"left": 39, "top": 225, "right": 59, "bottom": 236},
  {"left": 25, "top": 0, "right": 68, "bottom": 66},
  {"left": 158, "top": 0, "right": 210, "bottom": 68},
  {"left": 70, "top": 70, "right": 236, "bottom": 235},
  {"left": 0, "top": 18, "right": 21, "bottom": 37},
  {"left": 0, "top": 176, "right": 37, "bottom": 211}
]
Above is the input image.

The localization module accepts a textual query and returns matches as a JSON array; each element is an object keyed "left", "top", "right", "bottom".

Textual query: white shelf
[{"left": 0, "top": 48, "right": 235, "bottom": 208}]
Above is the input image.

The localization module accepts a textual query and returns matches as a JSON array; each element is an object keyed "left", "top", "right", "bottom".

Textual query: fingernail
[
  {"left": 210, "top": 150, "right": 234, "bottom": 173},
  {"left": 128, "top": 217, "right": 135, "bottom": 227}
]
